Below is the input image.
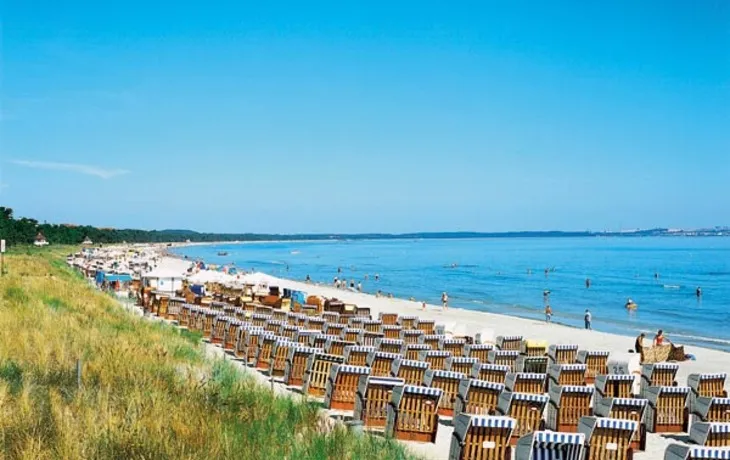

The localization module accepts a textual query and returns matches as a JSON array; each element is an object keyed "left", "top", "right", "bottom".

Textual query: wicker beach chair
[
  {"left": 595, "top": 374, "right": 636, "bottom": 400},
  {"left": 505, "top": 373, "right": 547, "bottom": 395},
  {"left": 269, "top": 339, "right": 295, "bottom": 379},
  {"left": 449, "top": 415, "right": 516, "bottom": 460},
  {"left": 382, "top": 325, "right": 403, "bottom": 340},
  {"left": 577, "top": 417, "right": 636, "bottom": 460},
  {"left": 210, "top": 316, "right": 229, "bottom": 345},
  {"left": 416, "top": 319, "right": 436, "bottom": 335},
  {"left": 354, "top": 375, "right": 405, "bottom": 430},
  {"left": 322, "top": 311, "right": 339, "bottom": 324},
  {"left": 255, "top": 334, "right": 279, "bottom": 370},
  {"left": 379, "top": 312, "right": 398, "bottom": 326},
  {"left": 420, "top": 334, "right": 446, "bottom": 350},
  {"left": 689, "top": 373, "right": 728, "bottom": 413},
  {"left": 424, "top": 369, "right": 468, "bottom": 417},
  {"left": 367, "top": 351, "right": 402, "bottom": 377},
  {"left": 641, "top": 363, "right": 679, "bottom": 397},
  {"left": 324, "top": 322, "right": 347, "bottom": 337},
  {"left": 167, "top": 296, "right": 185, "bottom": 320},
  {"left": 341, "top": 327, "right": 362, "bottom": 343},
  {"left": 496, "top": 335, "right": 523, "bottom": 352},
  {"left": 243, "top": 328, "right": 269, "bottom": 365},
  {"left": 520, "top": 340, "right": 547, "bottom": 358},
  {"left": 645, "top": 385, "right": 690, "bottom": 433},
  {"left": 362, "top": 319, "right": 382, "bottom": 333},
  {"left": 402, "top": 343, "right": 431, "bottom": 361},
  {"left": 420, "top": 350, "right": 452, "bottom": 371},
  {"left": 594, "top": 397, "right": 648, "bottom": 451},
  {"left": 663, "top": 444, "right": 730, "bottom": 460},
  {"left": 692, "top": 397, "right": 730, "bottom": 424},
  {"left": 549, "top": 363, "right": 587, "bottom": 387},
  {"left": 179, "top": 303, "right": 193, "bottom": 327},
  {"left": 358, "top": 330, "right": 384, "bottom": 347},
  {"left": 279, "top": 324, "right": 301, "bottom": 341},
  {"left": 576, "top": 350, "right": 610, "bottom": 384},
  {"left": 515, "top": 356, "right": 548, "bottom": 375},
  {"left": 497, "top": 392, "right": 549, "bottom": 443},
  {"left": 446, "top": 357, "right": 481, "bottom": 376},
  {"left": 398, "top": 315, "right": 418, "bottom": 330},
  {"left": 385, "top": 385, "right": 442, "bottom": 442},
  {"left": 264, "top": 319, "right": 285, "bottom": 334},
  {"left": 254, "top": 305, "right": 273, "bottom": 316},
  {"left": 391, "top": 358, "right": 431, "bottom": 386},
  {"left": 355, "top": 306, "right": 371, "bottom": 318},
  {"left": 294, "top": 329, "right": 319, "bottom": 345},
  {"left": 454, "top": 378, "right": 505, "bottom": 418},
  {"left": 400, "top": 329, "right": 425, "bottom": 345},
  {"left": 514, "top": 431, "right": 585, "bottom": 460},
  {"left": 473, "top": 363, "right": 511, "bottom": 385},
  {"left": 250, "top": 313, "right": 269, "bottom": 328},
  {"left": 547, "top": 385, "right": 595, "bottom": 432},
  {"left": 690, "top": 422, "right": 730, "bottom": 447},
  {"left": 548, "top": 344, "right": 579, "bottom": 365},
  {"left": 283, "top": 346, "right": 319, "bottom": 387},
  {"left": 202, "top": 310, "right": 218, "bottom": 338},
  {"left": 224, "top": 319, "right": 243, "bottom": 351},
  {"left": 441, "top": 338, "right": 468, "bottom": 357},
  {"left": 487, "top": 350, "right": 520, "bottom": 372},
  {"left": 325, "top": 338, "right": 356, "bottom": 357},
  {"left": 303, "top": 353, "right": 345, "bottom": 398},
  {"left": 233, "top": 325, "right": 262, "bottom": 360},
  {"left": 324, "top": 364, "right": 371, "bottom": 411},
  {"left": 465, "top": 343, "right": 495, "bottom": 362},
  {"left": 305, "top": 317, "right": 326, "bottom": 332},
  {"left": 343, "top": 345, "right": 375, "bottom": 366},
  {"left": 376, "top": 338, "right": 404, "bottom": 354}
]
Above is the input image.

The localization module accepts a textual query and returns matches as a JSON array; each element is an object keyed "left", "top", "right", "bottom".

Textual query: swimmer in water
[
  {"left": 585, "top": 278, "right": 591, "bottom": 289},
  {"left": 375, "top": 274, "right": 379, "bottom": 281},
  {"left": 696, "top": 286, "right": 702, "bottom": 298}
]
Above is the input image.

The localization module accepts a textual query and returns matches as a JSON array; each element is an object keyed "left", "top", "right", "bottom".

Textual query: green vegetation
[{"left": 0, "top": 248, "right": 415, "bottom": 459}]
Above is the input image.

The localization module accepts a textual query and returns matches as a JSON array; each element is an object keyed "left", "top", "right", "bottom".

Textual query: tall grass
[{"left": 0, "top": 249, "right": 416, "bottom": 459}]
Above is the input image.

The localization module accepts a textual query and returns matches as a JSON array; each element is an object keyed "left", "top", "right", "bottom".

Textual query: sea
[{"left": 173, "top": 237, "right": 730, "bottom": 352}]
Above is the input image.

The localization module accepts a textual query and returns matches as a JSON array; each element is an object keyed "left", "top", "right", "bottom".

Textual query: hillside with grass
[{"left": 0, "top": 247, "right": 414, "bottom": 459}]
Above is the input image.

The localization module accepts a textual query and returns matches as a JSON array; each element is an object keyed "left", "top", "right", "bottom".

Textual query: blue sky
[{"left": 2, "top": 1, "right": 728, "bottom": 233}]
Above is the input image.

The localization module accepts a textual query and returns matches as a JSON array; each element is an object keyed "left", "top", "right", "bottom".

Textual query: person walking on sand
[
  {"left": 422, "top": 301, "right": 427, "bottom": 311},
  {"left": 545, "top": 305, "right": 553, "bottom": 323},
  {"left": 635, "top": 332, "right": 646, "bottom": 362},
  {"left": 441, "top": 292, "right": 449, "bottom": 310},
  {"left": 584, "top": 309, "right": 592, "bottom": 330}
]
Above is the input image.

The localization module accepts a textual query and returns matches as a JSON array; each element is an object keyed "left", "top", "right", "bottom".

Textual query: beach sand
[{"left": 159, "top": 255, "right": 728, "bottom": 459}]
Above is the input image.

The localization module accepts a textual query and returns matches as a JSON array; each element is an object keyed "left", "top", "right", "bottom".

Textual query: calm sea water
[{"left": 174, "top": 237, "right": 730, "bottom": 352}]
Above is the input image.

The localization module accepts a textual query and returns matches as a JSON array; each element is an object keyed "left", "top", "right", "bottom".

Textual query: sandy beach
[{"left": 152, "top": 252, "right": 729, "bottom": 460}]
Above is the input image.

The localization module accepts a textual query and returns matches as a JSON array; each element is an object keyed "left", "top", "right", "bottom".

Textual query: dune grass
[{"left": 0, "top": 247, "right": 416, "bottom": 459}]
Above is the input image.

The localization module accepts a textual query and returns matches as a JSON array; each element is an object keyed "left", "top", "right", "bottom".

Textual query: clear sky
[{"left": 1, "top": 1, "right": 728, "bottom": 233}]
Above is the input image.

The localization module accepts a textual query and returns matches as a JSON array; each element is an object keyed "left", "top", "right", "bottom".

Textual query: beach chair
[
  {"left": 398, "top": 315, "right": 418, "bottom": 330},
  {"left": 341, "top": 327, "right": 362, "bottom": 343},
  {"left": 689, "top": 373, "right": 728, "bottom": 413},
  {"left": 692, "top": 397, "right": 730, "bottom": 423},
  {"left": 187, "top": 307, "right": 204, "bottom": 332},
  {"left": 379, "top": 312, "right": 399, "bottom": 326},
  {"left": 454, "top": 378, "right": 505, "bottom": 418},
  {"left": 202, "top": 310, "right": 218, "bottom": 338},
  {"left": 520, "top": 340, "right": 547, "bottom": 358},
  {"left": 578, "top": 416, "right": 637, "bottom": 460},
  {"left": 305, "top": 317, "right": 326, "bottom": 332},
  {"left": 594, "top": 397, "right": 648, "bottom": 451},
  {"left": 420, "top": 350, "right": 452, "bottom": 371},
  {"left": 548, "top": 363, "right": 587, "bottom": 387},
  {"left": 497, "top": 392, "right": 549, "bottom": 443},
  {"left": 269, "top": 339, "right": 295, "bottom": 379},
  {"left": 595, "top": 374, "right": 636, "bottom": 400},
  {"left": 391, "top": 358, "right": 431, "bottom": 386},
  {"left": 271, "top": 309, "right": 287, "bottom": 321},
  {"left": 355, "top": 306, "right": 371, "bottom": 318},
  {"left": 420, "top": 334, "right": 446, "bottom": 350},
  {"left": 441, "top": 338, "right": 468, "bottom": 357},
  {"left": 283, "top": 346, "right": 320, "bottom": 387},
  {"left": 367, "top": 351, "right": 402, "bottom": 377},
  {"left": 514, "top": 431, "right": 585, "bottom": 460},
  {"left": 254, "top": 333, "right": 279, "bottom": 370},
  {"left": 303, "top": 353, "right": 345, "bottom": 398},
  {"left": 362, "top": 319, "right": 382, "bottom": 333},
  {"left": 547, "top": 385, "right": 595, "bottom": 432},
  {"left": 241, "top": 328, "right": 267, "bottom": 365},
  {"left": 210, "top": 316, "right": 229, "bottom": 345},
  {"left": 286, "top": 311, "right": 300, "bottom": 323},
  {"left": 279, "top": 324, "right": 301, "bottom": 341},
  {"left": 224, "top": 319, "right": 243, "bottom": 351},
  {"left": 402, "top": 343, "right": 431, "bottom": 361},
  {"left": 449, "top": 415, "right": 516, "bottom": 460},
  {"left": 382, "top": 325, "right": 404, "bottom": 339},
  {"left": 400, "top": 329, "right": 425, "bottom": 345},
  {"left": 645, "top": 385, "right": 690, "bottom": 433},
  {"left": 154, "top": 295, "right": 169, "bottom": 317},
  {"left": 505, "top": 373, "right": 547, "bottom": 395},
  {"left": 233, "top": 325, "right": 262, "bottom": 360},
  {"left": 465, "top": 343, "right": 495, "bottom": 362},
  {"left": 416, "top": 319, "right": 436, "bottom": 335},
  {"left": 295, "top": 314, "right": 308, "bottom": 327},
  {"left": 167, "top": 296, "right": 184, "bottom": 320},
  {"left": 343, "top": 345, "right": 375, "bottom": 366},
  {"left": 663, "top": 444, "right": 730, "bottom": 460},
  {"left": 324, "top": 364, "right": 371, "bottom": 411},
  {"left": 515, "top": 356, "right": 549, "bottom": 375},
  {"left": 496, "top": 335, "right": 523, "bottom": 352},
  {"left": 310, "top": 334, "right": 338, "bottom": 351},
  {"left": 234, "top": 307, "right": 246, "bottom": 321},
  {"left": 548, "top": 344, "right": 579, "bottom": 365},
  {"left": 251, "top": 313, "right": 269, "bottom": 328},
  {"left": 254, "top": 305, "right": 273, "bottom": 316},
  {"left": 376, "top": 338, "right": 404, "bottom": 354},
  {"left": 446, "top": 357, "right": 481, "bottom": 376},
  {"left": 473, "top": 363, "right": 511, "bottom": 385},
  {"left": 487, "top": 350, "right": 520, "bottom": 372},
  {"left": 325, "top": 338, "right": 356, "bottom": 357},
  {"left": 576, "top": 350, "right": 610, "bottom": 384},
  {"left": 357, "top": 330, "right": 383, "bottom": 347},
  {"left": 324, "top": 322, "right": 347, "bottom": 337},
  {"left": 385, "top": 385, "right": 443, "bottom": 442},
  {"left": 690, "top": 422, "right": 730, "bottom": 447},
  {"left": 354, "top": 375, "right": 405, "bottom": 430},
  {"left": 322, "top": 311, "right": 339, "bottom": 324},
  {"left": 424, "top": 369, "right": 467, "bottom": 417},
  {"left": 209, "top": 300, "right": 225, "bottom": 313},
  {"left": 640, "top": 363, "right": 679, "bottom": 397},
  {"left": 295, "top": 329, "right": 319, "bottom": 345},
  {"left": 264, "top": 319, "right": 285, "bottom": 334},
  {"left": 179, "top": 304, "right": 193, "bottom": 327}
]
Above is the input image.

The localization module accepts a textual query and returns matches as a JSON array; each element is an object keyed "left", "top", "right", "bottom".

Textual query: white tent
[{"left": 142, "top": 267, "right": 184, "bottom": 293}]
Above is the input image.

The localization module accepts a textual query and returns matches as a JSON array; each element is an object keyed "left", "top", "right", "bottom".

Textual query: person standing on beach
[
  {"left": 422, "top": 301, "right": 427, "bottom": 311},
  {"left": 357, "top": 282, "right": 362, "bottom": 292},
  {"left": 441, "top": 292, "right": 449, "bottom": 310},
  {"left": 545, "top": 305, "right": 552, "bottom": 323},
  {"left": 584, "top": 309, "right": 592, "bottom": 330}
]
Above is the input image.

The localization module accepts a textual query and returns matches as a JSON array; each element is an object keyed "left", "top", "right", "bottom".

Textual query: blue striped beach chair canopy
[
  {"left": 664, "top": 444, "right": 730, "bottom": 460},
  {"left": 515, "top": 431, "right": 586, "bottom": 460}
]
